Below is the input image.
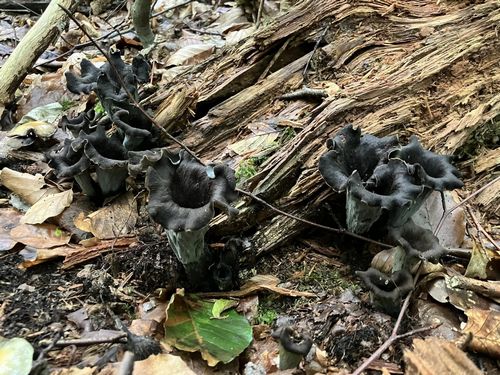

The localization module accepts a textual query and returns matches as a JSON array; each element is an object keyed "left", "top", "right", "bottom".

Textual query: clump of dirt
[{"left": 102, "top": 240, "right": 182, "bottom": 294}]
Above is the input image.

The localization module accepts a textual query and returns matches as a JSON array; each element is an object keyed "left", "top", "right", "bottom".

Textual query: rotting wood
[
  {"left": 0, "top": 0, "right": 77, "bottom": 104},
  {"left": 156, "top": 0, "right": 500, "bottom": 252}
]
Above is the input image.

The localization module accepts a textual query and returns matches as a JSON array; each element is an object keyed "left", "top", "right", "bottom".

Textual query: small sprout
[{"left": 272, "top": 326, "right": 313, "bottom": 370}]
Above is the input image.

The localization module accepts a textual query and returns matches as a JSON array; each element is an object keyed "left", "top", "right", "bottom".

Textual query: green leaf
[
  {"left": 211, "top": 299, "right": 238, "bottom": 319},
  {"left": 0, "top": 336, "right": 34, "bottom": 375},
  {"left": 164, "top": 291, "right": 252, "bottom": 366}
]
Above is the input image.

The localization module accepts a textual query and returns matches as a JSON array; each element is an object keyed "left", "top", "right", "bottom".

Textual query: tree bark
[{"left": 0, "top": 0, "right": 76, "bottom": 104}]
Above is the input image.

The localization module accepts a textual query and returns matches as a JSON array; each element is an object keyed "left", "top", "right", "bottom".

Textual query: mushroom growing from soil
[
  {"left": 145, "top": 150, "right": 238, "bottom": 290},
  {"left": 272, "top": 326, "right": 313, "bottom": 370},
  {"left": 356, "top": 268, "right": 414, "bottom": 316},
  {"left": 48, "top": 138, "right": 96, "bottom": 197},
  {"left": 49, "top": 125, "right": 128, "bottom": 199}
]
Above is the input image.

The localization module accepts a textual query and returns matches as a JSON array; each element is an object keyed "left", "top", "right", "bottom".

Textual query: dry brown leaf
[
  {"left": 77, "top": 192, "right": 138, "bottom": 239},
  {"left": 132, "top": 353, "right": 195, "bottom": 375},
  {"left": 19, "top": 245, "right": 73, "bottom": 269},
  {"left": 166, "top": 44, "right": 215, "bottom": 66},
  {"left": 197, "top": 275, "right": 315, "bottom": 298},
  {"left": 0, "top": 207, "right": 22, "bottom": 251},
  {"left": 0, "top": 168, "right": 55, "bottom": 205},
  {"left": 465, "top": 240, "right": 500, "bottom": 280},
  {"left": 404, "top": 337, "right": 482, "bottom": 375},
  {"left": 10, "top": 223, "right": 70, "bottom": 248},
  {"left": 463, "top": 309, "right": 500, "bottom": 357},
  {"left": 21, "top": 190, "right": 73, "bottom": 225},
  {"left": 19, "top": 237, "right": 136, "bottom": 269}
]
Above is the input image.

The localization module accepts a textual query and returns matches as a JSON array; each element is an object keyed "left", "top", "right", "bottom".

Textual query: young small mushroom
[
  {"left": 145, "top": 150, "right": 238, "bottom": 290},
  {"left": 272, "top": 326, "right": 313, "bottom": 370},
  {"left": 388, "top": 219, "right": 447, "bottom": 264},
  {"left": 356, "top": 267, "right": 414, "bottom": 316}
]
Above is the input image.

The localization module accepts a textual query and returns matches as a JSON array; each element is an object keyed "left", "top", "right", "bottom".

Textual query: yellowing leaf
[
  {"left": 0, "top": 168, "right": 47, "bottom": 205},
  {"left": 21, "top": 190, "right": 73, "bottom": 224},
  {"left": 8, "top": 121, "right": 57, "bottom": 138},
  {"left": 211, "top": 299, "right": 238, "bottom": 319}
]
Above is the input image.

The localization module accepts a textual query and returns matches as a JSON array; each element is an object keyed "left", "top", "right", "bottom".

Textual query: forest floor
[{"left": 0, "top": 1, "right": 499, "bottom": 374}]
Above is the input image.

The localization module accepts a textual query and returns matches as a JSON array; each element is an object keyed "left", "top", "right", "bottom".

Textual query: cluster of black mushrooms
[{"left": 50, "top": 51, "right": 464, "bottom": 313}]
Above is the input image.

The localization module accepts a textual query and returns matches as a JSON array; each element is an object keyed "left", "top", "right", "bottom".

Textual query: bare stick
[
  {"left": 256, "top": 0, "right": 265, "bottom": 29},
  {"left": 434, "top": 176, "right": 500, "bottom": 235},
  {"left": 467, "top": 207, "right": 500, "bottom": 251},
  {"left": 118, "top": 351, "right": 135, "bottom": 375},
  {"left": 39, "top": 333, "right": 127, "bottom": 347},
  {"left": 236, "top": 188, "right": 392, "bottom": 248},
  {"left": 302, "top": 25, "right": 329, "bottom": 82},
  {"left": 58, "top": 5, "right": 202, "bottom": 164}
]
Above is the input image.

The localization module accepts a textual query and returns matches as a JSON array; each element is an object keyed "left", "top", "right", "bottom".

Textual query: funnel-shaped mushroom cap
[
  {"left": 48, "top": 138, "right": 90, "bottom": 178},
  {"left": 61, "top": 109, "right": 97, "bottom": 137},
  {"left": 356, "top": 268, "right": 414, "bottom": 302},
  {"left": 393, "top": 136, "right": 463, "bottom": 191},
  {"left": 76, "top": 125, "right": 128, "bottom": 170},
  {"left": 388, "top": 219, "right": 446, "bottom": 263},
  {"left": 272, "top": 326, "right": 313, "bottom": 355},
  {"left": 319, "top": 125, "right": 398, "bottom": 191},
  {"left": 349, "top": 159, "right": 424, "bottom": 210},
  {"left": 146, "top": 151, "right": 238, "bottom": 232},
  {"left": 65, "top": 59, "right": 100, "bottom": 94}
]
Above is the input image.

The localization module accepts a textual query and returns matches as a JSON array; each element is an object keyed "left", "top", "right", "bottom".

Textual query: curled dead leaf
[
  {"left": 463, "top": 309, "right": 500, "bottom": 358},
  {"left": 20, "top": 190, "right": 73, "bottom": 225},
  {"left": 10, "top": 223, "right": 70, "bottom": 248}
]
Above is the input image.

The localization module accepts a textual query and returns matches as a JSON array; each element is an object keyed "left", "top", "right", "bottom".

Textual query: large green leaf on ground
[
  {"left": 0, "top": 336, "right": 33, "bottom": 375},
  {"left": 164, "top": 290, "right": 253, "bottom": 366}
]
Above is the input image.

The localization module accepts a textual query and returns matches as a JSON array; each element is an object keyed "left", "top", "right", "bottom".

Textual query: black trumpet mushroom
[
  {"left": 145, "top": 150, "right": 238, "bottom": 290},
  {"left": 356, "top": 268, "right": 414, "bottom": 316},
  {"left": 75, "top": 125, "right": 129, "bottom": 197},
  {"left": 66, "top": 50, "right": 150, "bottom": 98},
  {"left": 49, "top": 138, "right": 96, "bottom": 197},
  {"left": 272, "top": 326, "right": 313, "bottom": 370},
  {"left": 49, "top": 125, "right": 128, "bottom": 199}
]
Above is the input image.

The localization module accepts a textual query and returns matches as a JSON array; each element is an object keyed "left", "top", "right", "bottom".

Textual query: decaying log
[
  {"left": 152, "top": 0, "right": 500, "bottom": 252},
  {"left": 0, "top": 0, "right": 76, "bottom": 104}
]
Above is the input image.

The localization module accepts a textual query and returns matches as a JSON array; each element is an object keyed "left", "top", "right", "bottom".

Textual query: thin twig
[
  {"left": 302, "top": 25, "right": 329, "bottom": 82},
  {"left": 256, "top": 0, "right": 265, "bottom": 29},
  {"left": 259, "top": 38, "right": 291, "bottom": 81},
  {"left": 151, "top": 0, "right": 195, "bottom": 18},
  {"left": 236, "top": 188, "right": 392, "bottom": 248},
  {"left": 39, "top": 334, "right": 127, "bottom": 347},
  {"left": 467, "top": 207, "right": 500, "bottom": 251},
  {"left": 434, "top": 176, "right": 500, "bottom": 235},
  {"left": 58, "top": 5, "right": 202, "bottom": 164}
]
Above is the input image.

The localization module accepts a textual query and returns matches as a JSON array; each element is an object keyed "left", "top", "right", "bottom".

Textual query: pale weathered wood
[
  {"left": 0, "top": 0, "right": 76, "bottom": 104},
  {"left": 152, "top": 0, "right": 500, "bottom": 252}
]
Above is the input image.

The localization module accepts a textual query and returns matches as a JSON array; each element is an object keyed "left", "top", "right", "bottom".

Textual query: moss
[
  {"left": 59, "top": 98, "right": 76, "bottom": 111},
  {"left": 256, "top": 301, "right": 278, "bottom": 325},
  {"left": 94, "top": 101, "right": 105, "bottom": 115},
  {"left": 236, "top": 155, "right": 269, "bottom": 183}
]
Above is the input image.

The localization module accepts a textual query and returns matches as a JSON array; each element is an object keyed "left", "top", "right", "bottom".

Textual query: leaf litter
[{"left": 0, "top": 0, "right": 498, "bottom": 374}]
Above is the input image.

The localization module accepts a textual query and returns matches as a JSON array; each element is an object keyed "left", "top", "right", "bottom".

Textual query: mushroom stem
[
  {"left": 166, "top": 226, "right": 213, "bottom": 289},
  {"left": 95, "top": 167, "right": 128, "bottom": 197},
  {"left": 278, "top": 344, "right": 303, "bottom": 370},
  {"left": 74, "top": 171, "right": 98, "bottom": 198}
]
